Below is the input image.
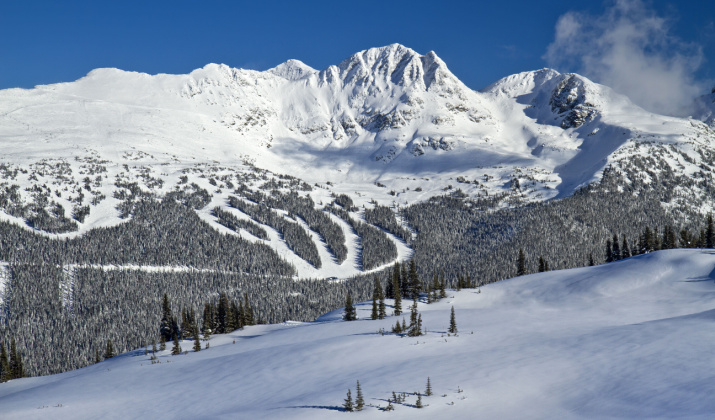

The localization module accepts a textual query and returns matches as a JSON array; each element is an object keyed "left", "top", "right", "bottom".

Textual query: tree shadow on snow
[{"left": 286, "top": 405, "right": 346, "bottom": 412}]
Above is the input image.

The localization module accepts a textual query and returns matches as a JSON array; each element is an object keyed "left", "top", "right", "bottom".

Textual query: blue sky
[{"left": 0, "top": 0, "right": 713, "bottom": 97}]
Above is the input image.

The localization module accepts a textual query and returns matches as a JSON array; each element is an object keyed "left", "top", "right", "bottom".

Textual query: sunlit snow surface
[{"left": 1, "top": 249, "right": 714, "bottom": 419}]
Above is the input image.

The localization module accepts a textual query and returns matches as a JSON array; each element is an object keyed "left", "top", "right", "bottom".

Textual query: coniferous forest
[{"left": 0, "top": 154, "right": 713, "bottom": 379}]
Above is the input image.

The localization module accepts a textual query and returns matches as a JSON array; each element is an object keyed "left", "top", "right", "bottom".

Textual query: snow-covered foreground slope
[{"left": 1, "top": 249, "right": 714, "bottom": 419}]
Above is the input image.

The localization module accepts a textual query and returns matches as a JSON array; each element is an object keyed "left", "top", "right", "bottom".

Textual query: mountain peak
[
  {"left": 267, "top": 59, "right": 317, "bottom": 81},
  {"left": 323, "top": 44, "right": 459, "bottom": 91},
  {"left": 481, "top": 68, "right": 562, "bottom": 96}
]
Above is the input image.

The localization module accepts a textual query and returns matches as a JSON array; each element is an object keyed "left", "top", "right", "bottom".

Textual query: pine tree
[
  {"left": 642, "top": 226, "right": 654, "bottom": 253},
  {"left": 415, "top": 393, "right": 423, "bottom": 408},
  {"left": 517, "top": 248, "right": 526, "bottom": 276},
  {"left": 171, "top": 333, "right": 182, "bottom": 355},
  {"left": 707, "top": 214, "right": 714, "bottom": 248},
  {"left": 202, "top": 302, "right": 214, "bottom": 337},
  {"left": 605, "top": 239, "right": 613, "bottom": 263},
  {"left": 409, "top": 260, "right": 421, "bottom": 301},
  {"left": 408, "top": 302, "right": 422, "bottom": 337},
  {"left": 94, "top": 348, "right": 101, "bottom": 364},
  {"left": 378, "top": 281, "right": 386, "bottom": 320},
  {"left": 104, "top": 339, "right": 115, "bottom": 359},
  {"left": 180, "top": 308, "right": 194, "bottom": 339},
  {"left": 439, "top": 272, "right": 447, "bottom": 299},
  {"left": 159, "top": 335, "right": 167, "bottom": 351},
  {"left": 393, "top": 270, "right": 402, "bottom": 316},
  {"left": 385, "top": 399, "right": 394, "bottom": 411},
  {"left": 622, "top": 235, "right": 631, "bottom": 258},
  {"left": 588, "top": 253, "right": 595, "bottom": 266},
  {"left": 227, "top": 301, "right": 239, "bottom": 332},
  {"left": 680, "top": 229, "right": 692, "bottom": 248},
  {"left": 425, "top": 377, "right": 433, "bottom": 396},
  {"left": 538, "top": 256, "right": 546, "bottom": 272},
  {"left": 662, "top": 226, "right": 677, "bottom": 250},
  {"left": 401, "top": 263, "right": 409, "bottom": 297},
  {"left": 160, "top": 293, "right": 174, "bottom": 342},
  {"left": 449, "top": 306, "right": 457, "bottom": 334},
  {"left": 661, "top": 227, "right": 670, "bottom": 250},
  {"left": 217, "top": 292, "right": 229, "bottom": 334},
  {"left": 193, "top": 325, "right": 201, "bottom": 352},
  {"left": 343, "top": 389, "right": 353, "bottom": 412},
  {"left": 10, "top": 340, "right": 24, "bottom": 379},
  {"left": 371, "top": 282, "right": 379, "bottom": 320},
  {"left": 393, "top": 319, "right": 402, "bottom": 334},
  {"left": 343, "top": 292, "right": 357, "bottom": 321},
  {"left": 355, "top": 380, "right": 365, "bottom": 411},
  {"left": 612, "top": 233, "right": 621, "bottom": 260},
  {"left": 243, "top": 292, "right": 255, "bottom": 326},
  {"left": 18, "top": 357, "right": 24, "bottom": 379},
  {"left": 152, "top": 339, "right": 157, "bottom": 355},
  {"left": 0, "top": 342, "right": 9, "bottom": 382},
  {"left": 386, "top": 262, "right": 398, "bottom": 299},
  {"left": 189, "top": 307, "right": 198, "bottom": 335},
  {"left": 237, "top": 300, "right": 246, "bottom": 329}
]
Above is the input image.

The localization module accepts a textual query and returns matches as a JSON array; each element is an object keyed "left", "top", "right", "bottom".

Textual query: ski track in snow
[{"left": 196, "top": 194, "right": 413, "bottom": 279}]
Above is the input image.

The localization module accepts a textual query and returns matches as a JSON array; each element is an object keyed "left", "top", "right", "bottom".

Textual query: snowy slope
[{"left": 1, "top": 249, "right": 714, "bottom": 419}]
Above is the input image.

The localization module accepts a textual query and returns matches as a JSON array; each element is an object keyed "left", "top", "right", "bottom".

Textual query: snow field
[{"left": 1, "top": 249, "right": 714, "bottom": 419}]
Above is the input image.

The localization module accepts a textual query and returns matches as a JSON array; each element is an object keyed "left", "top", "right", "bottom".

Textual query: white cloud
[{"left": 544, "top": 0, "right": 706, "bottom": 116}]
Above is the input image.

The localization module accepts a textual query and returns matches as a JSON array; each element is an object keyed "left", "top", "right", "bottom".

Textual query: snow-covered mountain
[
  {"left": 2, "top": 249, "right": 713, "bottom": 419},
  {"left": 1, "top": 44, "right": 711, "bottom": 201},
  {"left": 1, "top": 44, "right": 714, "bottom": 278},
  {"left": 3, "top": 46, "right": 715, "bottom": 398}
]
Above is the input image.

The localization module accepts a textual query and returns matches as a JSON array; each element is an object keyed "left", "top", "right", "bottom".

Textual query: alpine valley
[{"left": 1, "top": 44, "right": 715, "bottom": 417}]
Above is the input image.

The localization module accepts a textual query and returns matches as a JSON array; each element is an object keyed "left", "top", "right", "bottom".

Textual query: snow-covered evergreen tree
[
  {"left": 517, "top": 249, "right": 526, "bottom": 276},
  {"left": 449, "top": 306, "right": 457, "bottom": 334},
  {"left": 355, "top": 380, "right": 364, "bottom": 411},
  {"left": 171, "top": 334, "right": 182, "bottom": 355},
  {"left": 343, "top": 292, "right": 357, "bottom": 321},
  {"left": 343, "top": 389, "right": 353, "bottom": 412},
  {"left": 104, "top": 340, "right": 115, "bottom": 359}
]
